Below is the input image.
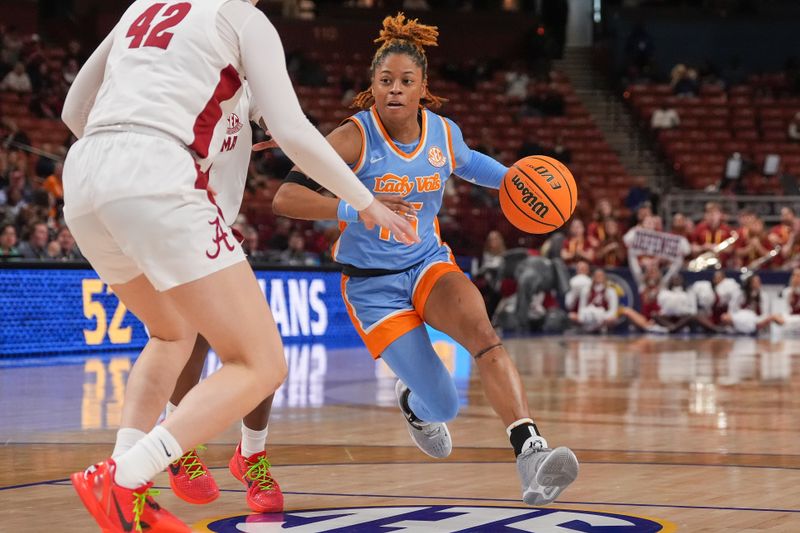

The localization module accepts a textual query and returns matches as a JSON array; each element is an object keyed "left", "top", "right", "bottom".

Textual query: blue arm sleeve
[{"left": 446, "top": 118, "right": 508, "bottom": 190}]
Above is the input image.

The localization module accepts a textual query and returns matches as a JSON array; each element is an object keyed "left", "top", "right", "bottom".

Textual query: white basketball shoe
[
  {"left": 516, "top": 438, "right": 579, "bottom": 505},
  {"left": 395, "top": 380, "right": 452, "bottom": 458}
]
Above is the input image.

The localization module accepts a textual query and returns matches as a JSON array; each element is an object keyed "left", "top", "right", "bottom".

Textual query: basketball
[{"left": 499, "top": 155, "right": 577, "bottom": 234}]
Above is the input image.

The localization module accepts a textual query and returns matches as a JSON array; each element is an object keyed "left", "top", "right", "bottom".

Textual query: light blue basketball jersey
[{"left": 333, "top": 106, "right": 459, "bottom": 270}]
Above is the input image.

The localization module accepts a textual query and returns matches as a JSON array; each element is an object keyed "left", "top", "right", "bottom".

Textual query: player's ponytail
[{"left": 352, "top": 12, "right": 446, "bottom": 110}]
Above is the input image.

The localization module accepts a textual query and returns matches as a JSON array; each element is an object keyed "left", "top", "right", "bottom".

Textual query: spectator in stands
[
  {"left": 64, "top": 39, "right": 86, "bottom": 65},
  {"left": 788, "top": 111, "right": 800, "bottom": 142},
  {"left": 4, "top": 169, "right": 33, "bottom": 204},
  {"left": 565, "top": 259, "right": 591, "bottom": 315},
  {"left": 504, "top": 61, "right": 530, "bottom": 102},
  {"left": 633, "top": 263, "right": 663, "bottom": 324},
  {"left": 474, "top": 230, "right": 506, "bottom": 316},
  {"left": 629, "top": 200, "right": 653, "bottom": 230},
  {"left": 650, "top": 105, "right": 680, "bottom": 130},
  {"left": 767, "top": 206, "right": 796, "bottom": 266},
  {"left": 570, "top": 268, "right": 619, "bottom": 333},
  {"left": 671, "top": 64, "right": 699, "bottom": 98},
  {"left": 587, "top": 198, "right": 614, "bottom": 247},
  {"left": 778, "top": 268, "right": 800, "bottom": 333},
  {"left": 690, "top": 202, "right": 734, "bottom": 258},
  {"left": 54, "top": 226, "right": 82, "bottom": 261},
  {"left": 0, "top": 223, "right": 19, "bottom": 258},
  {"left": 17, "top": 221, "right": 49, "bottom": 259},
  {"left": 23, "top": 34, "right": 46, "bottom": 87},
  {"left": 45, "top": 239, "right": 61, "bottom": 259},
  {"left": 654, "top": 274, "right": 699, "bottom": 332},
  {"left": 779, "top": 212, "right": 800, "bottom": 270},
  {"left": 734, "top": 215, "right": 772, "bottom": 270},
  {"left": 670, "top": 212, "right": 694, "bottom": 240},
  {"left": 561, "top": 219, "right": 595, "bottom": 265},
  {"left": 278, "top": 230, "right": 319, "bottom": 266},
  {"left": 595, "top": 219, "right": 626, "bottom": 267},
  {"left": 1, "top": 26, "right": 23, "bottom": 68},
  {"left": 338, "top": 64, "right": 361, "bottom": 106},
  {"left": 317, "top": 225, "right": 342, "bottom": 265},
  {"left": 41, "top": 162, "right": 63, "bottom": 201},
  {"left": 695, "top": 270, "right": 740, "bottom": 329},
  {"left": 1, "top": 62, "right": 32, "bottom": 93},
  {"left": 268, "top": 216, "right": 292, "bottom": 251},
  {"left": 624, "top": 22, "right": 655, "bottom": 76},
  {"left": 238, "top": 223, "right": 269, "bottom": 263},
  {"left": 722, "top": 274, "right": 784, "bottom": 334}
]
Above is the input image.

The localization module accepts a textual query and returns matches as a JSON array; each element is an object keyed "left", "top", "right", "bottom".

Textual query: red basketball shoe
[
  {"left": 168, "top": 446, "right": 219, "bottom": 505},
  {"left": 71, "top": 459, "right": 189, "bottom": 532},
  {"left": 228, "top": 443, "right": 284, "bottom": 513}
]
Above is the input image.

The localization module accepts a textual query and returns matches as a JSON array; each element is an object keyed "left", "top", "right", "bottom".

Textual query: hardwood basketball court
[{"left": 1, "top": 335, "right": 799, "bottom": 531}]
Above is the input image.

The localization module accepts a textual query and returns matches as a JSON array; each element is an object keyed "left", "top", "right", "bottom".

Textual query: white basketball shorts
[{"left": 63, "top": 131, "right": 246, "bottom": 291}]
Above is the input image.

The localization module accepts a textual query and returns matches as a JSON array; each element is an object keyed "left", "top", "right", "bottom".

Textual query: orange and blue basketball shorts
[{"left": 341, "top": 246, "right": 462, "bottom": 359}]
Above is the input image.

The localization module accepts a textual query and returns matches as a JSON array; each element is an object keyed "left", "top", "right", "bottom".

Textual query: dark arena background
[{"left": 2, "top": 1, "right": 800, "bottom": 531}]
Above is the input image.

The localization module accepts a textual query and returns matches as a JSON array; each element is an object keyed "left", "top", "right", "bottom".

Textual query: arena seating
[
  {"left": 626, "top": 77, "right": 800, "bottom": 193},
  {"left": 2, "top": 46, "right": 639, "bottom": 257}
]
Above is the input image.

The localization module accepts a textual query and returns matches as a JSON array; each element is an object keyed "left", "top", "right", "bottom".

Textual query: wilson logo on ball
[{"left": 510, "top": 174, "right": 549, "bottom": 218}]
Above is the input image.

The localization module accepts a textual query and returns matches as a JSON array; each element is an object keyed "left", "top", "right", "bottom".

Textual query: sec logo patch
[
  {"left": 428, "top": 146, "right": 447, "bottom": 168},
  {"left": 195, "top": 505, "right": 675, "bottom": 532}
]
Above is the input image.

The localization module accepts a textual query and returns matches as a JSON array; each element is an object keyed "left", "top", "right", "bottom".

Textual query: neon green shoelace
[
  {"left": 132, "top": 488, "right": 160, "bottom": 532},
  {"left": 178, "top": 445, "right": 208, "bottom": 480},
  {"left": 245, "top": 455, "right": 275, "bottom": 491}
]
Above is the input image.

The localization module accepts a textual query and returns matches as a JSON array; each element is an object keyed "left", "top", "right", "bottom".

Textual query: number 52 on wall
[{"left": 82, "top": 279, "right": 132, "bottom": 345}]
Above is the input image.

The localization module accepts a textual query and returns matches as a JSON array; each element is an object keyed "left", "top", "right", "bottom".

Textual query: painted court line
[{"left": 39, "top": 481, "right": 800, "bottom": 514}]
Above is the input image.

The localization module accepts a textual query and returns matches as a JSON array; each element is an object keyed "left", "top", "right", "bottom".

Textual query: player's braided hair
[{"left": 352, "top": 12, "right": 446, "bottom": 110}]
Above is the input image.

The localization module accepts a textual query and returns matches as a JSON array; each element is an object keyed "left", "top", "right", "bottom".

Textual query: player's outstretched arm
[
  {"left": 61, "top": 32, "right": 114, "bottom": 138},
  {"left": 271, "top": 121, "right": 416, "bottom": 234},
  {"left": 445, "top": 118, "right": 508, "bottom": 189}
]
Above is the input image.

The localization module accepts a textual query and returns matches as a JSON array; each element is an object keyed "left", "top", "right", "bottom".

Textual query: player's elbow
[{"left": 271, "top": 186, "right": 293, "bottom": 217}]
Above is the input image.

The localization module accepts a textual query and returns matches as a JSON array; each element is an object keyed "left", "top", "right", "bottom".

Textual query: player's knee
[
  {"left": 471, "top": 321, "right": 501, "bottom": 352},
  {"left": 424, "top": 382, "right": 459, "bottom": 422},
  {"left": 252, "top": 352, "right": 288, "bottom": 395}
]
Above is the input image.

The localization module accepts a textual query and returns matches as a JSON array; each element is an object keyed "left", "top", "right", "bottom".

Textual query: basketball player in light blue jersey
[{"left": 270, "top": 13, "right": 578, "bottom": 505}]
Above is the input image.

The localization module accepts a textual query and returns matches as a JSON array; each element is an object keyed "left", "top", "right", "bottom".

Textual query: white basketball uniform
[
  {"left": 210, "top": 84, "right": 260, "bottom": 226},
  {"left": 64, "top": 0, "right": 246, "bottom": 291}
]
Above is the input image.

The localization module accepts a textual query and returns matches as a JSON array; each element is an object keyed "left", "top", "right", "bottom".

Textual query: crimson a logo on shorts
[
  {"left": 195, "top": 505, "right": 674, "bottom": 532},
  {"left": 227, "top": 113, "right": 243, "bottom": 135}
]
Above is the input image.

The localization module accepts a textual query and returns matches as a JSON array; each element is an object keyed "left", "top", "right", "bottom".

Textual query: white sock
[
  {"left": 241, "top": 423, "right": 268, "bottom": 458},
  {"left": 114, "top": 425, "right": 183, "bottom": 489},
  {"left": 165, "top": 401, "right": 178, "bottom": 418},
  {"left": 112, "top": 428, "right": 146, "bottom": 459}
]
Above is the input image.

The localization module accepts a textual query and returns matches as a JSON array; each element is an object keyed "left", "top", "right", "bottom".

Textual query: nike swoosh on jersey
[{"left": 370, "top": 155, "right": 386, "bottom": 163}]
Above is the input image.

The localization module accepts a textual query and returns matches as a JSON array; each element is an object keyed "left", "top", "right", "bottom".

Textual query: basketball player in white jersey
[
  {"left": 156, "top": 84, "right": 285, "bottom": 512},
  {"left": 62, "top": 1, "right": 417, "bottom": 531}
]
